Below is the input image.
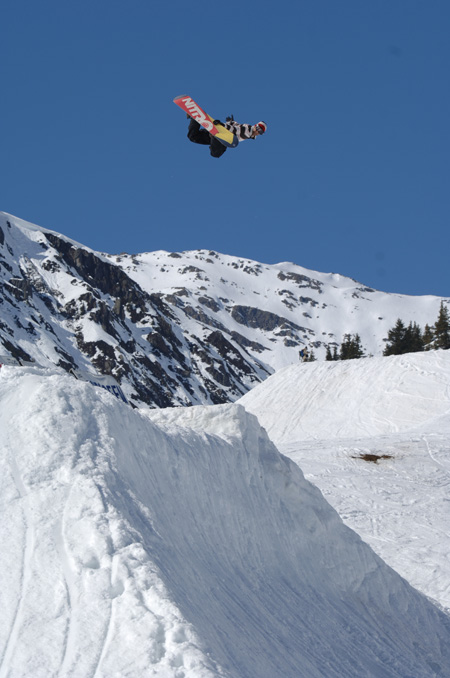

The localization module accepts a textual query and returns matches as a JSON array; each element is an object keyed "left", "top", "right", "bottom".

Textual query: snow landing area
[
  {"left": 1, "top": 363, "right": 450, "bottom": 677},
  {"left": 240, "top": 350, "right": 450, "bottom": 614}
]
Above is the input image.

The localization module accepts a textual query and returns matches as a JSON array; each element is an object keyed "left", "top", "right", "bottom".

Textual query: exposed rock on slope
[{"left": 1, "top": 212, "right": 447, "bottom": 407}]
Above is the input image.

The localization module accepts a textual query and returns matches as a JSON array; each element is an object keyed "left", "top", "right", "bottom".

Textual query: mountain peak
[{"left": 0, "top": 212, "right": 446, "bottom": 408}]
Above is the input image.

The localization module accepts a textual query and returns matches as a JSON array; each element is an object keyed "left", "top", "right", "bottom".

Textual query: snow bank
[
  {"left": 240, "top": 350, "right": 450, "bottom": 443},
  {"left": 240, "top": 350, "right": 450, "bottom": 612},
  {"left": 1, "top": 366, "right": 450, "bottom": 677}
]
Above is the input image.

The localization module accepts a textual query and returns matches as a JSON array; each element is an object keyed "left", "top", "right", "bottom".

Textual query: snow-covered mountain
[
  {"left": 1, "top": 211, "right": 447, "bottom": 408},
  {"left": 240, "top": 350, "right": 450, "bottom": 613},
  {"left": 1, "top": 362, "right": 450, "bottom": 677},
  {"left": 2, "top": 211, "right": 450, "bottom": 676}
]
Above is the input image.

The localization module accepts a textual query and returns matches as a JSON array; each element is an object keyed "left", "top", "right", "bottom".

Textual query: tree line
[{"left": 325, "top": 301, "right": 450, "bottom": 361}]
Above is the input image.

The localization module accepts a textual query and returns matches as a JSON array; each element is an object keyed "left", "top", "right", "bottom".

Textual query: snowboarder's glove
[
  {"left": 213, "top": 119, "right": 223, "bottom": 126},
  {"left": 226, "top": 115, "right": 234, "bottom": 122}
]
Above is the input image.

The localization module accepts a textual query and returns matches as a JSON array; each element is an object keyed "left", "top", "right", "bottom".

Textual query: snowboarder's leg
[
  {"left": 187, "top": 119, "right": 210, "bottom": 145},
  {"left": 209, "top": 136, "right": 227, "bottom": 158}
]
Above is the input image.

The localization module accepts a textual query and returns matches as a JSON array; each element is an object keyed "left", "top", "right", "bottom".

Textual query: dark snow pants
[{"left": 187, "top": 119, "right": 227, "bottom": 158}]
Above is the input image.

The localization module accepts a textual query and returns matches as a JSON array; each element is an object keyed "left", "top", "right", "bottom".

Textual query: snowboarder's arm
[{"left": 224, "top": 121, "right": 254, "bottom": 140}]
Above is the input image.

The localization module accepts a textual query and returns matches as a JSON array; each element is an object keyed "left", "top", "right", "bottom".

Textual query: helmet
[{"left": 255, "top": 121, "right": 267, "bottom": 134}]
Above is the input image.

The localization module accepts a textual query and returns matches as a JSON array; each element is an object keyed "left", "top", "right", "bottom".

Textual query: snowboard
[{"left": 173, "top": 95, "right": 239, "bottom": 148}]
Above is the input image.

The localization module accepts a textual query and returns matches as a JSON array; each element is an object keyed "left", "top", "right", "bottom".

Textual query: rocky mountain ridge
[{"left": 0, "top": 212, "right": 447, "bottom": 408}]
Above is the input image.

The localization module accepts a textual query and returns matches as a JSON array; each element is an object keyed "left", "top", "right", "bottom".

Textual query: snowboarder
[
  {"left": 299, "top": 347, "right": 309, "bottom": 362},
  {"left": 187, "top": 115, "right": 267, "bottom": 158}
]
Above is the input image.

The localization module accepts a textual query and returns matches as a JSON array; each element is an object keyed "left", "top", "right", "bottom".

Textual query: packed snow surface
[
  {"left": 240, "top": 350, "right": 450, "bottom": 612},
  {"left": 1, "top": 364, "right": 450, "bottom": 677}
]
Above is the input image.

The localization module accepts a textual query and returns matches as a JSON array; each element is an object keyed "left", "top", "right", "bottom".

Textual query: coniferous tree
[
  {"left": 384, "top": 319, "right": 424, "bottom": 355},
  {"left": 422, "top": 323, "right": 434, "bottom": 349},
  {"left": 383, "top": 319, "right": 407, "bottom": 355},
  {"left": 339, "top": 335, "right": 351, "bottom": 360},
  {"left": 326, "top": 345, "right": 339, "bottom": 361},
  {"left": 352, "top": 333, "right": 365, "bottom": 359},
  {"left": 339, "top": 333, "right": 365, "bottom": 360},
  {"left": 405, "top": 321, "right": 424, "bottom": 353},
  {"left": 434, "top": 302, "right": 450, "bottom": 349}
]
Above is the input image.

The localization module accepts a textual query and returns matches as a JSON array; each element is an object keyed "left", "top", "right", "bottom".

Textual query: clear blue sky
[{"left": 2, "top": 0, "right": 449, "bottom": 296}]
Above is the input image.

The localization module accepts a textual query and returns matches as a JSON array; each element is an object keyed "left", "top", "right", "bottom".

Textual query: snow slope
[
  {"left": 240, "top": 350, "right": 450, "bottom": 612},
  {"left": 115, "top": 246, "right": 446, "bottom": 366},
  {"left": 1, "top": 366, "right": 450, "bottom": 677}
]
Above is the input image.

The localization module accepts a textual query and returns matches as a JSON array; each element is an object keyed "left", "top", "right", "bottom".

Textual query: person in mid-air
[{"left": 187, "top": 115, "right": 267, "bottom": 158}]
